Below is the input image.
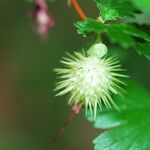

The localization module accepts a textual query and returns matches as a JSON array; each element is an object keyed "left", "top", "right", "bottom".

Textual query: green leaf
[
  {"left": 75, "top": 19, "right": 106, "bottom": 37},
  {"left": 128, "top": 13, "right": 150, "bottom": 25},
  {"left": 87, "top": 81, "right": 150, "bottom": 150},
  {"left": 134, "top": 42, "right": 150, "bottom": 60},
  {"left": 96, "top": 2, "right": 119, "bottom": 21},
  {"left": 95, "top": 0, "right": 136, "bottom": 21},
  {"left": 75, "top": 18, "right": 150, "bottom": 59},
  {"left": 132, "top": 0, "right": 150, "bottom": 13}
]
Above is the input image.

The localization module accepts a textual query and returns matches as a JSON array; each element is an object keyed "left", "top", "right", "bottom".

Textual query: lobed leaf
[
  {"left": 95, "top": 0, "right": 136, "bottom": 21},
  {"left": 87, "top": 81, "right": 150, "bottom": 150}
]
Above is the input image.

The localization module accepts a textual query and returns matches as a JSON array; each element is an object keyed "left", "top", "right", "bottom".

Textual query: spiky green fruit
[{"left": 54, "top": 45, "right": 127, "bottom": 118}]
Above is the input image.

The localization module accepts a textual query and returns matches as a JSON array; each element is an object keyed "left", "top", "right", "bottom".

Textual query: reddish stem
[
  {"left": 53, "top": 103, "right": 82, "bottom": 142},
  {"left": 70, "top": 0, "right": 87, "bottom": 20}
]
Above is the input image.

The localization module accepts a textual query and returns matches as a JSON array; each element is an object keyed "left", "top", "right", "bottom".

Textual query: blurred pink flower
[{"left": 29, "top": 0, "right": 55, "bottom": 38}]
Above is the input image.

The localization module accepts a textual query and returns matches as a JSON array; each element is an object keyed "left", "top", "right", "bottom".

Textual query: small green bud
[{"left": 87, "top": 43, "right": 108, "bottom": 58}]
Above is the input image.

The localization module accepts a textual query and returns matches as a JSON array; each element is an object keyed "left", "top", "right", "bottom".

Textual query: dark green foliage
[{"left": 75, "top": 18, "right": 150, "bottom": 59}]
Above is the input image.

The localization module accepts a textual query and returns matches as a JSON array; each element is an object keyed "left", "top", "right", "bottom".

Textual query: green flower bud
[{"left": 87, "top": 43, "right": 108, "bottom": 58}]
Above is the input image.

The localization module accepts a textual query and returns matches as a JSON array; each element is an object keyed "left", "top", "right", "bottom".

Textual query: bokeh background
[{"left": 0, "top": 0, "right": 149, "bottom": 150}]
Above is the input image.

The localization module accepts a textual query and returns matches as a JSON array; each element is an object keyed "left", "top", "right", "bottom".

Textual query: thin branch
[
  {"left": 105, "top": 18, "right": 125, "bottom": 24},
  {"left": 53, "top": 103, "right": 82, "bottom": 142},
  {"left": 70, "top": 0, "right": 87, "bottom": 20}
]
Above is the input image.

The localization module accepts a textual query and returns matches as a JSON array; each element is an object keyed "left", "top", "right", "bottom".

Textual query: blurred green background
[{"left": 0, "top": 0, "right": 149, "bottom": 150}]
